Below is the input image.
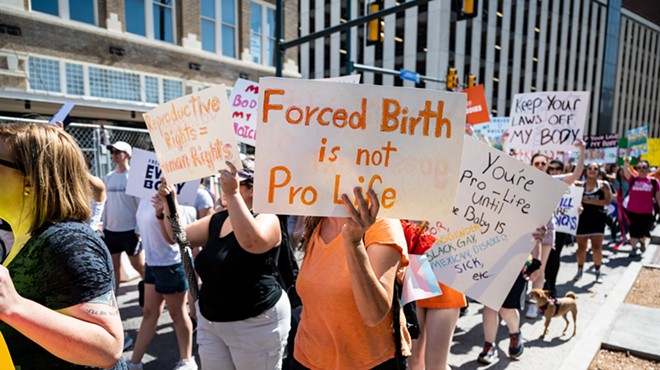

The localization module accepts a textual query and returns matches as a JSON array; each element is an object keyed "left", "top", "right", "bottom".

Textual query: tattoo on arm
[{"left": 85, "top": 290, "right": 119, "bottom": 316}]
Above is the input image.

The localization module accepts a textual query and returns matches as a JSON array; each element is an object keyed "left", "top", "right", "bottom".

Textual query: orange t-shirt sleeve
[{"left": 364, "top": 218, "right": 409, "bottom": 267}]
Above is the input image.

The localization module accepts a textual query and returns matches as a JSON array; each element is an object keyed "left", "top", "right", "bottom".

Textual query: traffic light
[
  {"left": 446, "top": 68, "right": 458, "bottom": 90},
  {"left": 456, "top": 0, "right": 479, "bottom": 20},
  {"left": 367, "top": 1, "right": 384, "bottom": 45},
  {"left": 468, "top": 74, "right": 477, "bottom": 88}
]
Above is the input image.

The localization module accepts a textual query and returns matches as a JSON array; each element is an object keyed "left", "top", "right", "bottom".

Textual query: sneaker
[
  {"left": 640, "top": 243, "right": 647, "bottom": 254},
  {"left": 123, "top": 333, "right": 134, "bottom": 351},
  {"left": 127, "top": 362, "right": 143, "bottom": 370},
  {"left": 595, "top": 270, "right": 604, "bottom": 284},
  {"left": 508, "top": 332, "right": 524, "bottom": 359},
  {"left": 525, "top": 304, "right": 538, "bottom": 319},
  {"left": 477, "top": 342, "right": 498, "bottom": 364},
  {"left": 629, "top": 248, "right": 639, "bottom": 257},
  {"left": 573, "top": 267, "right": 583, "bottom": 281},
  {"left": 173, "top": 359, "right": 198, "bottom": 370}
]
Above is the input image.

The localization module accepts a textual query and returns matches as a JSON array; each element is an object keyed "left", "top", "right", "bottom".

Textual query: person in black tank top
[
  {"left": 575, "top": 163, "right": 612, "bottom": 284},
  {"left": 159, "top": 162, "right": 290, "bottom": 369}
]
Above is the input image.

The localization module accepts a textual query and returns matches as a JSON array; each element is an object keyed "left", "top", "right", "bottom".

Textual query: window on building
[
  {"left": 66, "top": 63, "right": 84, "bottom": 95},
  {"left": 163, "top": 79, "right": 183, "bottom": 102},
  {"left": 153, "top": 0, "right": 174, "bottom": 43},
  {"left": 32, "top": 0, "right": 96, "bottom": 25},
  {"left": 29, "top": 57, "right": 61, "bottom": 92},
  {"left": 32, "top": 0, "right": 59, "bottom": 16},
  {"left": 125, "top": 0, "right": 146, "bottom": 36},
  {"left": 250, "top": 1, "right": 276, "bottom": 66},
  {"left": 89, "top": 67, "right": 141, "bottom": 101},
  {"left": 69, "top": 0, "right": 95, "bottom": 24},
  {"left": 201, "top": 0, "right": 237, "bottom": 57},
  {"left": 145, "top": 76, "right": 160, "bottom": 103}
]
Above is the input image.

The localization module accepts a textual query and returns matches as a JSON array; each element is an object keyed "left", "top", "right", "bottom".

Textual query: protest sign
[
  {"left": 553, "top": 186, "right": 584, "bottom": 235},
  {"left": 143, "top": 85, "right": 241, "bottom": 184},
  {"left": 473, "top": 116, "right": 509, "bottom": 150},
  {"left": 126, "top": 148, "right": 198, "bottom": 206},
  {"left": 49, "top": 102, "right": 75, "bottom": 128},
  {"left": 401, "top": 254, "right": 443, "bottom": 305},
  {"left": 229, "top": 79, "right": 259, "bottom": 146},
  {"left": 462, "top": 85, "right": 490, "bottom": 125},
  {"left": 642, "top": 138, "right": 660, "bottom": 167},
  {"left": 318, "top": 74, "right": 362, "bottom": 84},
  {"left": 253, "top": 77, "right": 466, "bottom": 221},
  {"left": 627, "top": 125, "right": 649, "bottom": 157},
  {"left": 584, "top": 133, "right": 619, "bottom": 164},
  {"left": 506, "top": 91, "right": 590, "bottom": 152},
  {"left": 425, "top": 137, "right": 567, "bottom": 310}
]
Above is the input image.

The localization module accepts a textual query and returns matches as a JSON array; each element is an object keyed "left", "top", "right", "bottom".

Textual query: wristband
[{"left": 526, "top": 258, "right": 542, "bottom": 275}]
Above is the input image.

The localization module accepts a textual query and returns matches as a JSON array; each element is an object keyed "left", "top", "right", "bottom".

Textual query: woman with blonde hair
[{"left": 0, "top": 122, "right": 124, "bottom": 369}]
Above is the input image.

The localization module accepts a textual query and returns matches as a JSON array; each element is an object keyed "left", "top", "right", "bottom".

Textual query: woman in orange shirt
[{"left": 293, "top": 187, "right": 411, "bottom": 369}]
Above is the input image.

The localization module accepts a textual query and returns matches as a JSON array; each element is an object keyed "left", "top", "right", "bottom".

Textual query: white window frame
[
  {"left": 250, "top": 0, "right": 276, "bottom": 66},
  {"left": 148, "top": 0, "right": 177, "bottom": 44},
  {"left": 31, "top": 0, "right": 99, "bottom": 26},
  {"left": 201, "top": 0, "right": 238, "bottom": 58}
]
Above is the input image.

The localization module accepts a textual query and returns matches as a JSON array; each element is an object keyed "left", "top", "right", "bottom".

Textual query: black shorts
[
  {"left": 502, "top": 271, "right": 527, "bottom": 310},
  {"left": 627, "top": 211, "right": 654, "bottom": 238},
  {"left": 103, "top": 230, "right": 140, "bottom": 255}
]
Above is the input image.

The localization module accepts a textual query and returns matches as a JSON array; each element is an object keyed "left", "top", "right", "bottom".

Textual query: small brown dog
[{"left": 529, "top": 288, "right": 578, "bottom": 339}]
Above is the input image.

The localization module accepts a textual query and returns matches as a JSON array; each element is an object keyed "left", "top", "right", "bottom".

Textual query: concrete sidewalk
[{"left": 117, "top": 228, "right": 660, "bottom": 369}]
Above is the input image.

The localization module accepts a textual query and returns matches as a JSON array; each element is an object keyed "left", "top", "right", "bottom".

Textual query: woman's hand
[
  {"left": 0, "top": 265, "right": 23, "bottom": 319},
  {"left": 218, "top": 161, "right": 240, "bottom": 196},
  {"left": 150, "top": 194, "right": 164, "bottom": 216},
  {"left": 157, "top": 177, "right": 176, "bottom": 202},
  {"left": 532, "top": 225, "right": 547, "bottom": 241},
  {"left": 340, "top": 187, "right": 380, "bottom": 245},
  {"left": 574, "top": 139, "right": 586, "bottom": 151}
]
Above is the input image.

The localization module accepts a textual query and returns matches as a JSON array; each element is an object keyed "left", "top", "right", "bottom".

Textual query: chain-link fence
[{"left": 0, "top": 116, "right": 152, "bottom": 178}]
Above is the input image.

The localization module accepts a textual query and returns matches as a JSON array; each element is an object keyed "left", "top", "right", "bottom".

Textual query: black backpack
[{"left": 270, "top": 215, "right": 302, "bottom": 309}]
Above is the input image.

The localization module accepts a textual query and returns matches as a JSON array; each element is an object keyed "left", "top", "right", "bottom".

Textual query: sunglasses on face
[
  {"left": 587, "top": 167, "right": 599, "bottom": 171},
  {"left": 533, "top": 161, "right": 547, "bottom": 167},
  {"left": 548, "top": 166, "right": 562, "bottom": 171},
  {"left": 109, "top": 149, "right": 124, "bottom": 155},
  {"left": 0, "top": 158, "right": 22, "bottom": 173},
  {"left": 636, "top": 166, "right": 648, "bottom": 170}
]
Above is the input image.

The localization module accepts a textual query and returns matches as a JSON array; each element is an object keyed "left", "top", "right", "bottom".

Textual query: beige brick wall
[{"left": 178, "top": 0, "right": 201, "bottom": 41}]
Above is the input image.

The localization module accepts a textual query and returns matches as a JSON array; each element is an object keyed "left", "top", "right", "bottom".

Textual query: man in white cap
[{"left": 102, "top": 141, "right": 143, "bottom": 350}]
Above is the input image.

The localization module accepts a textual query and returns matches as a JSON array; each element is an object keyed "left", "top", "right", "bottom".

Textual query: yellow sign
[
  {"left": 642, "top": 138, "right": 660, "bottom": 167},
  {"left": 0, "top": 332, "right": 14, "bottom": 369}
]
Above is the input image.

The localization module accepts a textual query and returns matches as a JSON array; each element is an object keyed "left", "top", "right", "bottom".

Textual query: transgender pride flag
[{"left": 401, "top": 254, "right": 443, "bottom": 306}]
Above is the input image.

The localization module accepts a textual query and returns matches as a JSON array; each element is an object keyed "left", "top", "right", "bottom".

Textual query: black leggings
[{"left": 544, "top": 232, "right": 570, "bottom": 297}]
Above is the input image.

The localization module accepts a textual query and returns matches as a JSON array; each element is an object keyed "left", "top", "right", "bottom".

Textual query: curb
[{"left": 556, "top": 245, "right": 657, "bottom": 370}]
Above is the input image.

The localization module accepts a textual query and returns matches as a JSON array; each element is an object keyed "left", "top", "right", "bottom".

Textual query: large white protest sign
[
  {"left": 425, "top": 137, "right": 567, "bottom": 310},
  {"left": 143, "top": 85, "right": 241, "bottom": 184},
  {"left": 506, "top": 91, "right": 590, "bottom": 152},
  {"left": 253, "top": 77, "right": 466, "bottom": 221},
  {"left": 126, "top": 149, "right": 198, "bottom": 206},
  {"left": 230, "top": 79, "right": 259, "bottom": 146},
  {"left": 553, "top": 186, "right": 584, "bottom": 236}
]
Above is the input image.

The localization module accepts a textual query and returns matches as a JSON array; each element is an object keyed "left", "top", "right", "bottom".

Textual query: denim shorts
[{"left": 144, "top": 263, "right": 189, "bottom": 294}]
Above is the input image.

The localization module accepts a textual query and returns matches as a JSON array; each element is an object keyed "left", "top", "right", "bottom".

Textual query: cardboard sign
[
  {"left": 126, "top": 148, "right": 198, "bottom": 206},
  {"left": 49, "top": 102, "right": 75, "bottom": 128},
  {"left": 553, "top": 186, "right": 584, "bottom": 235},
  {"left": 401, "top": 254, "right": 443, "bottom": 306},
  {"left": 462, "top": 85, "right": 490, "bottom": 125},
  {"left": 585, "top": 133, "right": 619, "bottom": 164},
  {"left": 317, "top": 74, "right": 362, "bottom": 84},
  {"left": 473, "top": 116, "right": 510, "bottom": 150},
  {"left": 642, "top": 138, "right": 660, "bottom": 167},
  {"left": 627, "top": 125, "right": 649, "bottom": 157},
  {"left": 143, "top": 85, "right": 241, "bottom": 184},
  {"left": 229, "top": 79, "right": 260, "bottom": 146},
  {"left": 506, "top": 91, "right": 590, "bottom": 152},
  {"left": 253, "top": 77, "right": 466, "bottom": 220},
  {"left": 425, "top": 137, "right": 567, "bottom": 310}
]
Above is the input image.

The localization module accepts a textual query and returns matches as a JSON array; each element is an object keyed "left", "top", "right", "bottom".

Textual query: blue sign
[{"left": 399, "top": 69, "right": 420, "bottom": 83}]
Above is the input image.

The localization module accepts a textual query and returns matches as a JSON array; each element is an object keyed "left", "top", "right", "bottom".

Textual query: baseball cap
[
  {"left": 106, "top": 141, "right": 132, "bottom": 156},
  {"left": 237, "top": 168, "right": 254, "bottom": 185}
]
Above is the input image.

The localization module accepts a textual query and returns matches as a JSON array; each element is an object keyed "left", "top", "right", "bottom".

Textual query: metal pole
[
  {"left": 275, "top": 0, "right": 283, "bottom": 77},
  {"left": 346, "top": 1, "right": 353, "bottom": 75}
]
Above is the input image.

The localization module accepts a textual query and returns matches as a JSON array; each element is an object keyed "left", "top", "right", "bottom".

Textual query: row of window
[
  {"left": 28, "top": 56, "right": 184, "bottom": 104},
  {"left": 30, "top": 0, "right": 276, "bottom": 66}
]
